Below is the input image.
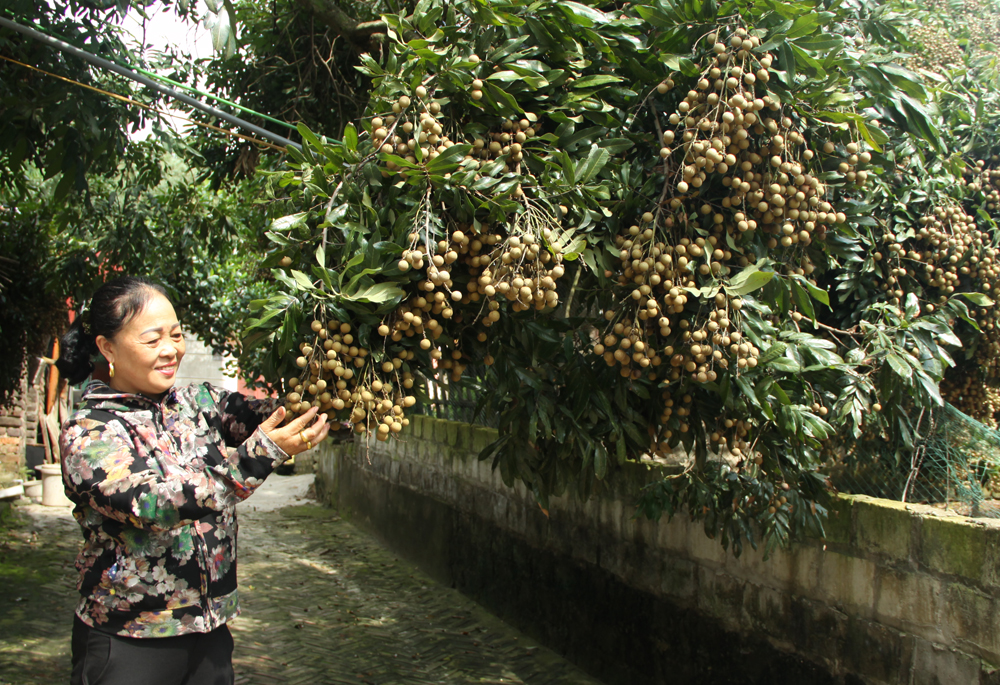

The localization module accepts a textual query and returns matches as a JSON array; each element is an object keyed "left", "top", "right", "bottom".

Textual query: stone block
[
  {"left": 4, "top": 427, "right": 21, "bottom": 438},
  {"left": 601, "top": 499, "right": 623, "bottom": 540},
  {"left": 454, "top": 424, "right": 472, "bottom": 452},
  {"left": 620, "top": 503, "right": 638, "bottom": 542},
  {"left": 489, "top": 492, "right": 509, "bottom": 527},
  {"left": 740, "top": 543, "right": 790, "bottom": 589},
  {"left": 790, "top": 596, "right": 850, "bottom": 661},
  {"left": 0, "top": 417, "right": 20, "bottom": 428},
  {"left": 874, "top": 568, "right": 943, "bottom": 640},
  {"left": 695, "top": 568, "right": 745, "bottom": 631},
  {"left": 655, "top": 514, "right": 688, "bottom": 553},
  {"left": 633, "top": 514, "right": 657, "bottom": 548},
  {"left": 815, "top": 552, "right": 876, "bottom": 610},
  {"left": 659, "top": 554, "right": 697, "bottom": 601},
  {"left": 686, "top": 522, "right": 727, "bottom": 567},
  {"left": 855, "top": 495, "right": 912, "bottom": 562},
  {"left": 625, "top": 543, "right": 662, "bottom": 596},
  {"left": 471, "top": 427, "right": 496, "bottom": 454},
  {"left": 743, "top": 582, "right": 792, "bottom": 641},
  {"left": 788, "top": 544, "right": 823, "bottom": 596},
  {"left": 433, "top": 418, "right": 450, "bottom": 444},
  {"left": 842, "top": 616, "right": 913, "bottom": 684},
  {"left": 444, "top": 421, "right": 459, "bottom": 447},
  {"left": 568, "top": 523, "right": 599, "bottom": 567},
  {"left": 911, "top": 637, "right": 982, "bottom": 685},
  {"left": 467, "top": 455, "right": 484, "bottom": 483},
  {"left": 920, "top": 515, "right": 987, "bottom": 580},
  {"left": 409, "top": 415, "right": 424, "bottom": 439},
  {"left": 944, "top": 584, "right": 1000, "bottom": 660},
  {"left": 820, "top": 494, "right": 854, "bottom": 546},
  {"left": 388, "top": 459, "right": 402, "bottom": 485},
  {"left": 980, "top": 524, "right": 1000, "bottom": 591}
]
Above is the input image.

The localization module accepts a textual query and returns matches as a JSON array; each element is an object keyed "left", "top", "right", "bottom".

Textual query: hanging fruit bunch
[
  {"left": 883, "top": 202, "right": 1000, "bottom": 424},
  {"left": 280, "top": 316, "right": 418, "bottom": 440},
  {"left": 592, "top": 22, "right": 868, "bottom": 460}
]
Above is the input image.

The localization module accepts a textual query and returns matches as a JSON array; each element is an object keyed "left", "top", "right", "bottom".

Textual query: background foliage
[{"left": 5, "top": 0, "right": 1000, "bottom": 551}]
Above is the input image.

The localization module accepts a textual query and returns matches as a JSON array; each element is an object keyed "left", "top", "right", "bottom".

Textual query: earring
[{"left": 109, "top": 362, "right": 115, "bottom": 379}]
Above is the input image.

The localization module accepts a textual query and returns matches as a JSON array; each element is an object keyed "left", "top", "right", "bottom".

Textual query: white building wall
[{"left": 175, "top": 334, "right": 238, "bottom": 393}]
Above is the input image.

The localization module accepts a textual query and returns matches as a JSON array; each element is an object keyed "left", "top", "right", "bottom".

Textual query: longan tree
[{"left": 224, "top": 0, "right": 1000, "bottom": 551}]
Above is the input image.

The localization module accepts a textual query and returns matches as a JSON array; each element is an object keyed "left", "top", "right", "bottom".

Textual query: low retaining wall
[{"left": 314, "top": 415, "right": 1000, "bottom": 685}]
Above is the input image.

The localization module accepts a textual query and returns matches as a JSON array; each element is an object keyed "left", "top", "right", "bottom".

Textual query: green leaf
[
  {"left": 594, "top": 443, "right": 608, "bottom": 479},
  {"left": 576, "top": 144, "right": 610, "bottom": 184},
  {"left": 956, "top": 292, "right": 995, "bottom": 307},
  {"left": 487, "top": 70, "right": 525, "bottom": 82},
  {"left": 343, "top": 123, "right": 358, "bottom": 151},
  {"left": 297, "top": 123, "right": 323, "bottom": 151},
  {"left": 426, "top": 144, "right": 473, "bottom": 174},
  {"left": 726, "top": 266, "right": 774, "bottom": 296},
  {"left": 660, "top": 54, "right": 699, "bottom": 77},
  {"left": 290, "top": 270, "right": 316, "bottom": 290},
  {"left": 560, "top": 1, "right": 612, "bottom": 26},
  {"left": 758, "top": 342, "right": 788, "bottom": 365},
  {"left": 344, "top": 282, "right": 405, "bottom": 304},
  {"left": 271, "top": 212, "right": 309, "bottom": 231},
  {"left": 571, "top": 74, "right": 623, "bottom": 89},
  {"left": 793, "top": 276, "right": 830, "bottom": 307},
  {"left": 886, "top": 353, "right": 912, "bottom": 380}
]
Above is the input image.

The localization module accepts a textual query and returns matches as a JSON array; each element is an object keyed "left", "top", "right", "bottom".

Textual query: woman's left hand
[{"left": 258, "top": 406, "right": 330, "bottom": 457}]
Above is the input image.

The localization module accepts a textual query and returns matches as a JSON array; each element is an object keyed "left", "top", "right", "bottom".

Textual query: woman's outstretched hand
[{"left": 259, "top": 406, "right": 330, "bottom": 457}]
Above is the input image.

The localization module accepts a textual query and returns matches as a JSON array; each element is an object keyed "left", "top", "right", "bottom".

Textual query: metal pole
[{"left": 0, "top": 16, "right": 301, "bottom": 150}]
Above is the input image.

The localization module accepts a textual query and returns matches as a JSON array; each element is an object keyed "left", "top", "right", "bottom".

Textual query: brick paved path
[{"left": 0, "top": 476, "right": 603, "bottom": 685}]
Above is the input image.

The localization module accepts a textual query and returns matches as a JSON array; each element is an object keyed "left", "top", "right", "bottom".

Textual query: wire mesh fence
[
  {"left": 827, "top": 403, "right": 1000, "bottom": 518},
  {"left": 417, "top": 367, "right": 1000, "bottom": 518},
  {"left": 414, "top": 366, "right": 498, "bottom": 429}
]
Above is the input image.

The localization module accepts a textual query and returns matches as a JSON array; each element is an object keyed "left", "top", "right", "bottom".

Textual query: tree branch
[{"left": 295, "top": 0, "right": 387, "bottom": 48}]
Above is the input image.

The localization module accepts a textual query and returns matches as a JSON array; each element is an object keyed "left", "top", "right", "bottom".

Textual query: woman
[{"left": 57, "top": 276, "right": 329, "bottom": 685}]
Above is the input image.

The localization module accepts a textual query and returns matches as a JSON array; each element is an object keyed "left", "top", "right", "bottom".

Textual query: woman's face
[{"left": 96, "top": 293, "right": 186, "bottom": 397}]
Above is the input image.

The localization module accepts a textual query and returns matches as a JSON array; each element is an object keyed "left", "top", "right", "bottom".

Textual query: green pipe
[
  {"left": 1, "top": 9, "right": 295, "bottom": 132},
  {"left": 0, "top": 15, "right": 301, "bottom": 149}
]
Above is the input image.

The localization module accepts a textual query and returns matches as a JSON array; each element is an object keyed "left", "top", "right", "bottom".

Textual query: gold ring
[
  {"left": 306, "top": 440, "right": 312, "bottom": 450},
  {"left": 299, "top": 430, "right": 307, "bottom": 444}
]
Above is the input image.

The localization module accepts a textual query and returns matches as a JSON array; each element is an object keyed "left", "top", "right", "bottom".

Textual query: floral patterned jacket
[{"left": 60, "top": 381, "right": 286, "bottom": 638}]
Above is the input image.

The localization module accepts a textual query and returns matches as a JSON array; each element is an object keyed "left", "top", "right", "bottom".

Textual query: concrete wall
[{"left": 314, "top": 415, "right": 1000, "bottom": 685}]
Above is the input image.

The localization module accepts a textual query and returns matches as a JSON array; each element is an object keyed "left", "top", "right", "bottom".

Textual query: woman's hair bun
[{"left": 55, "top": 318, "right": 98, "bottom": 385}]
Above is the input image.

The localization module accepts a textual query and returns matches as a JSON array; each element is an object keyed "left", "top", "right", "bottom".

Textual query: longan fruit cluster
[
  {"left": 941, "top": 367, "right": 1000, "bottom": 426},
  {"left": 963, "top": 156, "right": 1000, "bottom": 217},
  {"left": 656, "top": 24, "right": 865, "bottom": 259},
  {"left": 464, "top": 225, "right": 565, "bottom": 318},
  {"left": 373, "top": 91, "right": 458, "bottom": 174},
  {"left": 396, "top": 222, "right": 566, "bottom": 333},
  {"left": 653, "top": 390, "right": 757, "bottom": 462},
  {"left": 910, "top": 23, "right": 965, "bottom": 72},
  {"left": 883, "top": 204, "right": 1000, "bottom": 319},
  {"left": 372, "top": 86, "right": 538, "bottom": 182},
  {"left": 285, "top": 318, "right": 416, "bottom": 440},
  {"left": 924, "top": 0, "right": 1000, "bottom": 50},
  {"left": 464, "top": 115, "right": 539, "bottom": 172},
  {"left": 878, "top": 202, "right": 1000, "bottom": 425},
  {"left": 596, "top": 23, "right": 869, "bottom": 383}
]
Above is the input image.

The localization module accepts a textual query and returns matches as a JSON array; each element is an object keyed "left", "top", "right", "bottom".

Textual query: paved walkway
[{"left": 0, "top": 475, "right": 603, "bottom": 685}]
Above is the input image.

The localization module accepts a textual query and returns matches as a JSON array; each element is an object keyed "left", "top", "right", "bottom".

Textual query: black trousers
[{"left": 70, "top": 616, "right": 235, "bottom": 685}]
